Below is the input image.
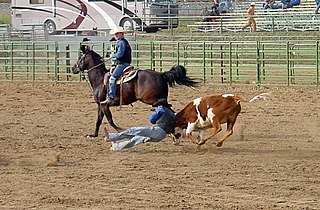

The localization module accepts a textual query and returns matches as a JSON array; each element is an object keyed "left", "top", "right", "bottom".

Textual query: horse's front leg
[
  {"left": 101, "top": 104, "right": 122, "bottom": 131},
  {"left": 88, "top": 105, "right": 104, "bottom": 138}
]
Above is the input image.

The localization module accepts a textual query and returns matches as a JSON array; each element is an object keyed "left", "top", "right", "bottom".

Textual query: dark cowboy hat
[{"left": 152, "top": 98, "right": 172, "bottom": 107}]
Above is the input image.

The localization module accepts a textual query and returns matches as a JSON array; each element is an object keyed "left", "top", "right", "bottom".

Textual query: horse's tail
[{"left": 161, "top": 65, "right": 199, "bottom": 87}]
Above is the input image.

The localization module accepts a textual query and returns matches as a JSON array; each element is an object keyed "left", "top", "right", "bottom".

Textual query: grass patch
[{"left": 0, "top": 11, "right": 11, "bottom": 25}]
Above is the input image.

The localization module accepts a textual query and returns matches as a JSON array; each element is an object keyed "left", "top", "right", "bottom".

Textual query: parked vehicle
[{"left": 11, "top": 0, "right": 178, "bottom": 34}]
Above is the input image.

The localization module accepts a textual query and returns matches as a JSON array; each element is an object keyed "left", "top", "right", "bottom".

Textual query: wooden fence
[{"left": 0, "top": 40, "right": 319, "bottom": 86}]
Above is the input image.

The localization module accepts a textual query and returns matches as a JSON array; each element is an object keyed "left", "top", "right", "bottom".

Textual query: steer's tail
[
  {"left": 161, "top": 65, "right": 199, "bottom": 87},
  {"left": 248, "top": 92, "right": 270, "bottom": 102}
]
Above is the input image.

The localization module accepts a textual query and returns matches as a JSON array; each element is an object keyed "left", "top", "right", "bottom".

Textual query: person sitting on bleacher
[
  {"left": 210, "top": 4, "right": 221, "bottom": 22},
  {"left": 201, "top": 6, "right": 211, "bottom": 22},
  {"left": 281, "top": 0, "right": 300, "bottom": 8},
  {"left": 291, "top": 0, "right": 301, "bottom": 6},
  {"left": 263, "top": 0, "right": 276, "bottom": 9},
  {"left": 316, "top": 0, "right": 320, "bottom": 13},
  {"left": 201, "top": 5, "right": 220, "bottom": 22},
  {"left": 264, "top": 0, "right": 300, "bottom": 9}
]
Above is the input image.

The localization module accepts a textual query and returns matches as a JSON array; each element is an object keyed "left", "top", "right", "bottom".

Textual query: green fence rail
[{"left": 0, "top": 40, "right": 319, "bottom": 86}]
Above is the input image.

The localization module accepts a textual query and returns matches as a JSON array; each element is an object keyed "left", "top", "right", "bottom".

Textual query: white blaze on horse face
[{"left": 222, "top": 93, "right": 234, "bottom": 98}]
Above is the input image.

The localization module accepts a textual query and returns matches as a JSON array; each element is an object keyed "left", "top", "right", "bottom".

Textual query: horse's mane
[{"left": 87, "top": 50, "right": 107, "bottom": 71}]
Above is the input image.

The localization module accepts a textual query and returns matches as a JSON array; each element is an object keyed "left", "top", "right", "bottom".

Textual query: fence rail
[{"left": 0, "top": 40, "right": 319, "bottom": 86}]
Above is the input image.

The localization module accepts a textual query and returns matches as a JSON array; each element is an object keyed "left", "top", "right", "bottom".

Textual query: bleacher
[{"left": 187, "top": 0, "right": 320, "bottom": 33}]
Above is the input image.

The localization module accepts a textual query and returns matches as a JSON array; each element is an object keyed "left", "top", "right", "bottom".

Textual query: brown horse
[{"left": 72, "top": 47, "right": 198, "bottom": 138}]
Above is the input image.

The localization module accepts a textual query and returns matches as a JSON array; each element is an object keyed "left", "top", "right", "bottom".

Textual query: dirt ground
[{"left": 0, "top": 82, "right": 319, "bottom": 209}]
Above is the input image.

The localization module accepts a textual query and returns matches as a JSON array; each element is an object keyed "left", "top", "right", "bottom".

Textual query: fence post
[
  {"left": 229, "top": 42, "right": 232, "bottom": 84},
  {"left": 32, "top": 42, "right": 35, "bottom": 82},
  {"left": 66, "top": 45, "right": 70, "bottom": 81},
  {"left": 256, "top": 41, "right": 261, "bottom": 86},
  {"left": 176, "top": 41, "right": 179, "bottom": 66},
  {"left": 261, "top": 43, "right": 266, "bottom": 81},
  {"left": 272, "top": 16, "right": 275, "bottom": 33},
  {"left": 220, "top": 45, "right": 224, "bottom": 83},
  {"left": 202, "top": 41, "right": 206, "bottom": 84},
  {"left": 219, "top": 17, "right": 223, "bottom": 34},
  {"left": 55, "top": 42, "right": 59, "bottom": 82},
  {"left": 210, "top": 43, "right": 214, "bottom": 81},
  {"left": 317, "top": 41, "right": 319, "bottom": 86},
  {"left": 159, "top": 43, "right": 163, "bottom": 72},
  {"left": 286, "top": 41, "right": 290, "bottom": 86},
  {"left": 150, "top": 41, "right": 155, "bottom": 70},
  {"left": 235, "top": 43, "right": 239, "bottom": 81},
  {"left": 136, "top": 43, "right": 139, "bottom": 68}
]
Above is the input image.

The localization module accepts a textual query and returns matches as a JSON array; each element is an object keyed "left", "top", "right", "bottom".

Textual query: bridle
[
  {"left": 74, "top": 52, "right": 109, "bottom": 89},
  {"left": 76, "top": 52, "right": 104, "bottom": 72}
]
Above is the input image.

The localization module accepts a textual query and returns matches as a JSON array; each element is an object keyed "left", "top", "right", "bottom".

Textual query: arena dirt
[{"left": 0, "top": 82, "right": 319, "bottom": 209}]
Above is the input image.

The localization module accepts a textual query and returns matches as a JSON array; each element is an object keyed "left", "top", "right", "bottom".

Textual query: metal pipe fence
[{"left": 0, "top": 40, "right": 319, "bottom": 86}]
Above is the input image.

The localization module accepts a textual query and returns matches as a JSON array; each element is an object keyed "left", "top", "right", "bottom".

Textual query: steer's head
[{"left": 170, "top": 127, "right": 183, "bottom": 145}]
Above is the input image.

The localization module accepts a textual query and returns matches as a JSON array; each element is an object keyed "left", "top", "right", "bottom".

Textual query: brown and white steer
[{"left": 172, "top": 93, "right": 269, "bottom": 147}]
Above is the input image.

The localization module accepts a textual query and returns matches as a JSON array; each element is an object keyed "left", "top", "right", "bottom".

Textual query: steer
[{"left": 172, "top": 93, "right": 269, "bottom": 148}]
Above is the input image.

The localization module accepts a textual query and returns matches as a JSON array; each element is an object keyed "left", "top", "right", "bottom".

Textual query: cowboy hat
[
  {"left": 152, "top": 98, "right": 172, "bottom": 107},
  {"left": 109, "top": 27, "right": 127, "bottom": 35}
]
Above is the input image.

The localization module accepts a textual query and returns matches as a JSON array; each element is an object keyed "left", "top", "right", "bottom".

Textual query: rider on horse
[{"left": 101, "top": 27, "right": 132, "bottom": 106}]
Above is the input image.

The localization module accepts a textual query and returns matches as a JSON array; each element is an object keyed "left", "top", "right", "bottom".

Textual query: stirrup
[{"left": 100, "top": 98, "right": 114, "bottom": 105}]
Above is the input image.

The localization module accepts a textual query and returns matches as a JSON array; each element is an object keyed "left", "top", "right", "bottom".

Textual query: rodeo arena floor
[{"left": 0, "top": 82, "right": 319, "bottom": 209}]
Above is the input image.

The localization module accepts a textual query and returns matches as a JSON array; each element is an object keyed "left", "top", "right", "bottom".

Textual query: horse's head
[
  {"left": 72, "top": 49, "right": 106, "bottom": 75},
  {"left": 72, "top": 52, "right": 86, "bottom": 74}
]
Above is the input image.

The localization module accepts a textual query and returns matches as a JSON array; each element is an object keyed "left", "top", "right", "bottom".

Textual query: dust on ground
[{"left": 0, "top": 82, "right": 319, "bottom": 209}]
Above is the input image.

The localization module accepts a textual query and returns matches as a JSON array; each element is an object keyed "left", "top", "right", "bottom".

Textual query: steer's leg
[
  {"left": 187, "top": 132, "right": 199, "bottom": 144},
  {"left": 198, "top": 119, "right": 222, "bottom": 145},
  {"left": 186, "top": 122, "right": 198, "bottom": 144},
  {"left": 215, "top": 120, "right": 235, "bottom": 147}
]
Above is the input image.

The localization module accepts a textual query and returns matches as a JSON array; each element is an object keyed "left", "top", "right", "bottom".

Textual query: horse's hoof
[
  {"left": 86, "top": 134, "right": 97, "bottom": 140},
  {"left": 197, "top": 140, "right": 206, "bottom": 145},
  {"left": 172, "top": 140, "right": 180, "bottom": 146},
  {"left": 215, "top": 141, "right": 223, "bottom": 147},
  {"left": 196, "top": 144, "right": 201, "bottom": 151}
]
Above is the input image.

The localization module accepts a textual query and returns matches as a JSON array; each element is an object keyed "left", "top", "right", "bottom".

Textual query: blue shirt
[
  {"left": 149, "top": 107, "right": 175, "bottom": 124},
  {"left": 112, "top": 37, "right": 126, "bottom": 59}
]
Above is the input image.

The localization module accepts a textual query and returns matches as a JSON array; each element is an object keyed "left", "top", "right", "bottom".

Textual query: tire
[
  {"left": 120, "top": 18, "right": 133, "bottom": 31},
  {"left": 45, "top": 20, "right": 56, "bottom": 34}
]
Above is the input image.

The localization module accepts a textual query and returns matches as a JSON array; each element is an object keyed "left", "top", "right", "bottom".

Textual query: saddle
[
  {"left": 103, "top": 66, "right": 138, "bottom": 87},
  {"left": 103, "top": 66, "right": 139, "bottom": 108}
]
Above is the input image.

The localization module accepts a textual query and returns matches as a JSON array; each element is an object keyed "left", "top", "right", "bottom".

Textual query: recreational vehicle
[{"left": 11, "top": 0, "right": 179, "bottom": 34}]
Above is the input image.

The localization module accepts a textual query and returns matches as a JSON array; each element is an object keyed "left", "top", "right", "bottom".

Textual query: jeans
[
  {"left": 108, "top": 62, "right": 130, "bottom": 100},
  {"left": 109, "top": 126, "right": 167, "bottom": 151}
]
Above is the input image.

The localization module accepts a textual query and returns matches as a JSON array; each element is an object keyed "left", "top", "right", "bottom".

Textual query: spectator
[
  {"left": 242, "top": 2, "right": 256, "bottom": 32},
  {"left": 263, "top": 0, "right": 276, "bottom": 9},
  {"left": 201, "top": 6, "right": 211, "bottom": 22},
  {"left": 281, "top": 0, "right": 293, "bottom": 8},
  {"left": 291, "top": 0, "right": 301, "bottom": 6},
  {"left": 209, "top": 3, "right": 220, "bottom": 21},
  {"left": 316, "top": 0, "right": 320, "bottom": 13},
  {"left": 225, "top": 0, "right": 232, "bottom": 12}
]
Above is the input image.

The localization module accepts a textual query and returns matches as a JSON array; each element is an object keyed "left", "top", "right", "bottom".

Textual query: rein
[
  {"left": 85, "top": 61, "right": 105, "bottom": 73},
  {"left": 80, "top": 56, "right": 111, "bottom": 89}
]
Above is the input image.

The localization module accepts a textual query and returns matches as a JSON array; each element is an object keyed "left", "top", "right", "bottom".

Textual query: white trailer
[{"left": 11, "top": 0, "right": 178, "bottom": 34}]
